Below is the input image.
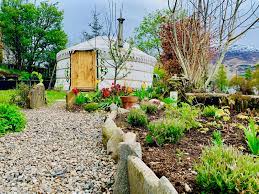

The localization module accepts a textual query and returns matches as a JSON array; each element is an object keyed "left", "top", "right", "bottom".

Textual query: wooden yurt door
[{"left": 71, "top": 50, "right": 96, "bottom": 91}]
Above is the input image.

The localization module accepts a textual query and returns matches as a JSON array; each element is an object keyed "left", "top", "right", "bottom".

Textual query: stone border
[{"left": 102, "top": 109, "right": 178, "bottom": 194}]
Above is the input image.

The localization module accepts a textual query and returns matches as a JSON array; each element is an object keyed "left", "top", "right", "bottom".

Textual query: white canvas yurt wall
[{"left": 55, "top": 36, "right": 157, "bottom": 91}]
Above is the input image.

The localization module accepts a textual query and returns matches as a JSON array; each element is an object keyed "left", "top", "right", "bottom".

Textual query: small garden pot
[{"left": 120, "top": 96, "right": 139, "bottom": 109}]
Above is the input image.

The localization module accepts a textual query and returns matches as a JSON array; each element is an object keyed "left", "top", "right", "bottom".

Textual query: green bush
[
  {"left": 166, "top": 103, "right": 200, "bottom": 130},
  {"left": 84, "top": 102, "right": 99, "bottom": 112},
  {"left": 75, "top": 93, "right": 86, "bottom": 105},
  {"left": 202, "top": 105, "right": 219, "bottom": 117},
  {"left": 127, "top": 109, "right": 148, "bottom": 127},
  {"left": 195, "top": 146, "right": 258, "bottom": 193},
  {"left": 141, "top": 102, "right": 158, "bottom": 114},
  {"left": 147, "top": 119, "right": 186, "bottom": 145},
  {"left": 0, "top": 103, "right": 26, "bottom": 135},
  {"left": 162, "top": 97, "right": 177, "bottom": 105},
  {"left": 10, "top": 82, "right": 30, "bottom": 108},
  {"left": 244, "top": 120, "right": 258, "bottom": 155}
]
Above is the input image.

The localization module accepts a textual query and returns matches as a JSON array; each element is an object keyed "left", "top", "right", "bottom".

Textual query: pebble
[{"left": 0, "top": 102, "right": 116, "bottom": 193}]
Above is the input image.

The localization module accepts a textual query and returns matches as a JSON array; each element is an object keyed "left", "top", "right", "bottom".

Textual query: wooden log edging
[
  {"left": 185, "top": 93, "right": 259, "bottom": 99},
  {"left": 102, "top": 110, "right": 178, "bottom": 194}
]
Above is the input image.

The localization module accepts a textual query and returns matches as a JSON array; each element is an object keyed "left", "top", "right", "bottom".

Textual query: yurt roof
[{"left": 57, "top": 36, "right": 157, "bottom": 64}]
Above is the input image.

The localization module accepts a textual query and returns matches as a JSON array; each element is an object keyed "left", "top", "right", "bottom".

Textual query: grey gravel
[{"left": 0, "top": 102, "right": 116, "bottom": 194}]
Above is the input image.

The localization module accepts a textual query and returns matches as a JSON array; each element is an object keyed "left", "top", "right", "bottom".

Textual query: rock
[
  {"left": 66, "top": 90, "right": 76, "bottom": 110},
  {"left": 184, "top": 183, "right": 192, "bottom": 193},
  {"left": 131, "top": 104, "right": 140, "bottom": 109},
  {"left": 123, "top": 132, "right": 136, "bottom": 144},
  {"left": 102, "top": 118, "right": 119, "bottom": 147},
  {"left": 117, "top": 107, "right": 130, "bottom": 115},
  {"left": 109, "top": 103, "right": 118, "bottom": 111},
  {"left": 107, "top": 128, "right": 124, "bottom": 161},
  {"left": 28, "top": 83, "right": 46, "bottom": 109},
  {"left": 158, "top": 176, "right": 178, "bottom": 194},
  {"left": 107, "top": 111, "right": 117, "bottom": 121},
  {"left": 127, "top": 156, "right": 159, "bottom": 194},
  {"left": 113, "top": 142, "right": 142, "bottom": 194},
  {"left": 149, "top": 99, "right": 165, "bottom": 110}
]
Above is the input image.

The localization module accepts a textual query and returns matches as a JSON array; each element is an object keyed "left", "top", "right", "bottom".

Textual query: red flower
[
  {"left": 72, "top": 88, "right": 79, "bottom": 95},
  {"left": 102, "top": 88, "right": 111, "bottom": 98}
]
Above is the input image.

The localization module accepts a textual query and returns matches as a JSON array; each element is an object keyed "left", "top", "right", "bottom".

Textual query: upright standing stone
[
  {"left": 113, "top": 142, "right": 142, "bottom": 194},
  {"left": 28, "top": 83, "right": 46, "bottom": 109},
  {"left": 66, "top": 90, "right": 76, "bottom": 110}
]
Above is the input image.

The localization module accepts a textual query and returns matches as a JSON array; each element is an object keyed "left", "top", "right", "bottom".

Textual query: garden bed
[{"left": 115, "top": 110, "right": 257, "bottom": 193}]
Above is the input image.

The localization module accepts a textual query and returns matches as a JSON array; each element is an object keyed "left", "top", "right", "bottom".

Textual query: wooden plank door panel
[{"left": 71, "top": 51, "right": 96, "bottom": 91}]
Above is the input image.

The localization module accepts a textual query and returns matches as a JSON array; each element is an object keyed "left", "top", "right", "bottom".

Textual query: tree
[
  {"left": 166, "top": 0, "right": 259, "bottom": 89},
  {"left": 244, "top": 67, "right": 252, "bottom": 80},
  {"left": 215, "top": 64, "right": 228, "bottom": 92},
  {"left": 134, "top": 9, "right": 170, "bottom": 58},
  {"left": 81, "top": 7, "right": 105, "bottom": 41},
  {"left": 101, "top": 1, "right": 133, "bottom": 85},
  {"left": 0, "top": 0, "right": 67, "bottom": 76}
]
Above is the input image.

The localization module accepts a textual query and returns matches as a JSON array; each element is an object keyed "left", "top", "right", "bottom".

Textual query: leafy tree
[
  {"left": 0, "top": 0, "right": 67, "bottom": 76},
  {"left": 134, "top": 9, "right": 170, "bottom": 57},
  {"left": 81, "top": 7, "right": 105, "bottom": 41},
  {"left": 215, "top": 64, "right": 228, "bottom": 92},
  {"left": 244, "top": 67, "right": 252, "bottom": 80}
]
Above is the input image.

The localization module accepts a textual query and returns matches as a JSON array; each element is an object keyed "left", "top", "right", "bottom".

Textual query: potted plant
[
  {"left": 120, "top": 95, "right": 138, "bottom": 109},
  {"left": 101, "top": 83, "right": 138, "bottom": 109},
  {"left": 119, "top": 84, "right": 139, "bottom": 109}
]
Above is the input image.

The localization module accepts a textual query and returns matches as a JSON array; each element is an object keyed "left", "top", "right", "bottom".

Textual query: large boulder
[{"left": 28, "top": 83, "right": 46, "bottom": 109}]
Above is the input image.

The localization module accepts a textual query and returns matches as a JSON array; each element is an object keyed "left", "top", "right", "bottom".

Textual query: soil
[{"left": 115, "top": 110, "right": 257, "bottom": 194}]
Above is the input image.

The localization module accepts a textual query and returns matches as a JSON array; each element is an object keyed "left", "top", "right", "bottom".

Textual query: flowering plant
[
  {"left": 72, "top": 88, "right": 79, "bottom": 95},
  {"left": 101, "top": 83, "right": 133, "bottom": 98}
]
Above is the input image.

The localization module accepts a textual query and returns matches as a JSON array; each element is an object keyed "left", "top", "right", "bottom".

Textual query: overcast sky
[{"left": 51, "top": 0, "right": 259, "bottom": 48}]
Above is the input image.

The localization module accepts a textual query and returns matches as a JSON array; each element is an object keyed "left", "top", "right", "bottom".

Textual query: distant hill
[{"left": 223, "top": 45, "right": 259, "bottom": 77}]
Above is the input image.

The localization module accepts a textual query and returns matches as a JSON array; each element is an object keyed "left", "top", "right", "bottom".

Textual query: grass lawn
[
  {"left": 0, "top": 90, "right": 16, "bottom": 104},
  {"left": 0, "top": 90, "right": 66, "bottom": 105},
  {"left": 46, "top": 90, "right": 66, "bottom": 105}
]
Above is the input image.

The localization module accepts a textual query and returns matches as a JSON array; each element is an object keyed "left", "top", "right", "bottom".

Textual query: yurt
[{"left": 55, "top": 36, "right": 157, "bottom": 91}]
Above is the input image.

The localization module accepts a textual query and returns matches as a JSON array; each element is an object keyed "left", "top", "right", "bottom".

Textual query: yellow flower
[
  {"left": 127, "top": 87, "right": 133, "bottom": 94},
  {"left": 141, "top": 82, "right": 147, "bottom": 89},
  {"left": 96, "top": 80, "right": 101, "bottom": 84}
]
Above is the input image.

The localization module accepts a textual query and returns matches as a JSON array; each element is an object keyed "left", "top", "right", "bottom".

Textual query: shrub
[
  {"left": 166, "top": 103, "right": 200, "bottom": 130},
  {"left": 162, "top": 97, "right": 177, "bottom": 105},
  {"left": 202, "top": 105, "right": 219, "bottom": 117},
  {"left": 195, "top": 146, "right": 258, "bottom": 193},
  {"left": 0, "top": 103, "right": 26, "bottom": 135},
  {"left": 127, "top": 109, "right": 148, "bottom": 127},
  {"left": 133, "top": 88, "right": 149, "bottom": 100},
  {"left": 147, "top": 119, "right": 186, "bottom": 145},
  {"left": 10, "top": 82, "right": 30, "bottom": 108},
  {"left": 75, "top": 93, "right": 86, "bottom": 105},
  {"left": 84, "top": 102, "right": 99, "bottom": 112},
  {"left": 212, "top": 130, "right": 223, "bottom": 146},
  {"left": 244, "top": 120, "right": 258, "bottom": 155},
  {"left": 141, "top": 102, "right": 158, "bottom": 114}
]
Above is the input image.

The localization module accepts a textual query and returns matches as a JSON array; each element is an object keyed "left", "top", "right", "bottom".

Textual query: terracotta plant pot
[{"left": 120, "top": 96, "right": 139, "bottom": 109}]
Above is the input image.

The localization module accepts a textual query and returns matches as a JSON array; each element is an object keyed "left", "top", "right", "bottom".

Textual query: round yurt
[{"left": 55, "top": 36, "right": 157, "bottom": 91}]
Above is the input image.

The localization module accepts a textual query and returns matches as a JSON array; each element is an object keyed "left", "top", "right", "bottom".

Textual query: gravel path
[{"left": 0, "top": 102, "right": 116, "bottom": 194}]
